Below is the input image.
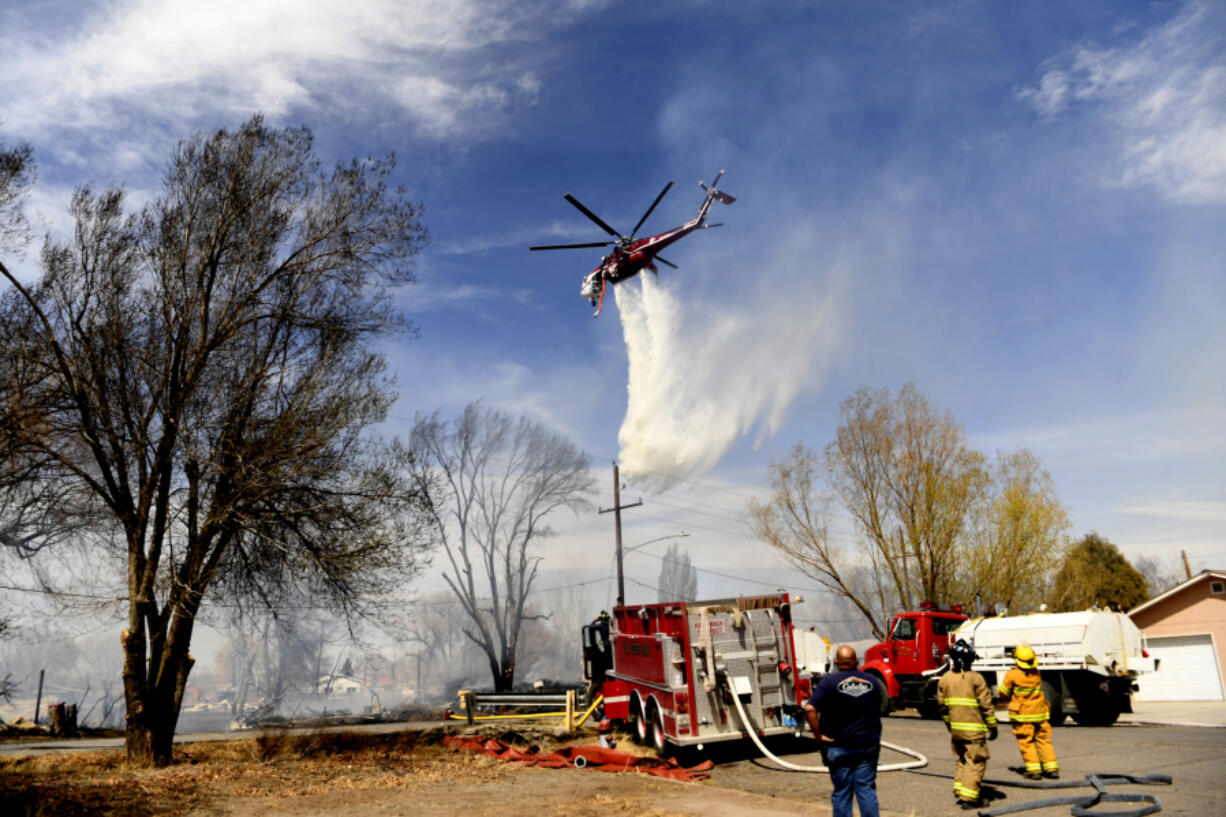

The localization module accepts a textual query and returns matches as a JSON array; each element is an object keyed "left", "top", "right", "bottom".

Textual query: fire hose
[
  {"left": 907, "top": 769, "right": 1171, "bottom": 817},
  {"left": 723, "top": 677, "right": 927, "bottom": 773}
]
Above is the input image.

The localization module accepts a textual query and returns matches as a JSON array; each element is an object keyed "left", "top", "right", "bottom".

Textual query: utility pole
[
  {"left": 1181, "top": 550, "right": 1192, "bottom": 580},
  {"left": 599, "top": 462, "right": 642, "bottom": 607}
]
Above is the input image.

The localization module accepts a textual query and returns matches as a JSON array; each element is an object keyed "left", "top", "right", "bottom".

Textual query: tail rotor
[{"left": 699, "top": 169, "right": 736, "bottom": 205}]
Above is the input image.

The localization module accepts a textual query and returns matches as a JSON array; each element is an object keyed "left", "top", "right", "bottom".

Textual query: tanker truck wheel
[
  {"left": 1071, "top": 698, "right": 1119, "bottom": 726},
  {"left": 1042, "top": 680, "right": 1066, "bottom": 725}
]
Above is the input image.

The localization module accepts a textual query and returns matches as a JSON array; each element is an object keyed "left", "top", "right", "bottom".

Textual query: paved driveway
[
  {"left": 1121, "top": 699, "right": 1226, "bottom": 727},
  {"left": 701, "top": 710, "right": 1223, "bottom": 816}
]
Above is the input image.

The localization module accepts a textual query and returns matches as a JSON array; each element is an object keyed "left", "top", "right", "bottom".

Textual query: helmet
[
  {"left": 1015, "top": 644, "right": 1037, "bottom": 669},
  {"left": 950, "top": 639, "right": 977, "bottom": 672}
]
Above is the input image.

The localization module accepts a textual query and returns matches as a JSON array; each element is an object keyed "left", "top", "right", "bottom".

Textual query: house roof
[{"left": 1128, "top": 569, "right": 1226, "bottom": 618}]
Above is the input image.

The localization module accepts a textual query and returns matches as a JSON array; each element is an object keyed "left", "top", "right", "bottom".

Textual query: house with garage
[{"left": 1129, "top": 570, "right": 1226, "bottom": 702}]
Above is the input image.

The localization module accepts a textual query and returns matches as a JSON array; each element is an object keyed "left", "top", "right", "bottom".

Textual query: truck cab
[{"left": 860, "top": 603, "right": 968, "bottom": 715}]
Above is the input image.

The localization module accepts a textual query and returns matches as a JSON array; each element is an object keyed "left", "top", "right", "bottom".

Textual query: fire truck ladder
[{"left": 749, "top": 610, "right": 782, "bottom": 704}]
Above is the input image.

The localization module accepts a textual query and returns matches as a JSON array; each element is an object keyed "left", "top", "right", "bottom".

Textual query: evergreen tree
[{"left": 1052, "top": 533, "right": 1149, "bottom": 611}]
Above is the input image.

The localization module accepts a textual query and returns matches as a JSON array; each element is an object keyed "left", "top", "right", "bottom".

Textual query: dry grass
[{"left": 0, "top": 729, "right": 516, "bottom": 817}]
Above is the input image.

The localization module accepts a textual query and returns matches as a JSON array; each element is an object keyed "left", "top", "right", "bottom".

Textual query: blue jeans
[{"left": 824, "top": 744, "right": 880, "bottom": 817}]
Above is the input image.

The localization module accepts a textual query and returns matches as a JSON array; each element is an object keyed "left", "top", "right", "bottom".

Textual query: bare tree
[
  {"left": 73, "top": 637, "right": 126, "bottom": 728},
  {"left": 750, "top": 385, "right": 1066, "bottom": 639},
  {"left": 535, "top": 581, "right": 598, "bottom": 681},
  {"left": 748, "top": 443, "right": 888, "bottom": 635},
  {"left": 0, "top": 133, "right": 35, "bottom": 252},
  {"left": 963, "top": 448, "right": 1069, "bottom": 613},
  {"left": 409, "top": 403, "right": 595, "bottom": 691},
  {"left": 656, "top": 543, "right": 698, "bottom": 602},
  {"left": 0, "top": 117, "right": 433, "bottom": 766},
  {"left": 1134, "top": 553, "right": 1185, "bottom": 597},
  {"left": 0, "top": 133, "right": 38, "bottom": 649},
  {"left": 404, "top": 592, "right": 492, "bottom": 699},
  {"left": 0, "top": 675, "right": 17, "bottom": 703},
  {"left": 826, "top": 385, "right": 989, "bottom": 619}
]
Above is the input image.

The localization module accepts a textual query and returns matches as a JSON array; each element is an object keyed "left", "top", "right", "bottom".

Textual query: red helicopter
[{"left": 530, "top": 170, "right": 735, "bottom": 316}]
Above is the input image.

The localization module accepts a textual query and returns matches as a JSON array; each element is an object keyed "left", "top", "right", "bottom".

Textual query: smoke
[{"left": 615, "top": 252, "right": 845, "bottom": 490}]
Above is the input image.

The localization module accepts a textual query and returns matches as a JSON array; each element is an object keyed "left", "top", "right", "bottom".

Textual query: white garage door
[{"left": 1135, "top": 635, "right": 1224, "bottom": 702}]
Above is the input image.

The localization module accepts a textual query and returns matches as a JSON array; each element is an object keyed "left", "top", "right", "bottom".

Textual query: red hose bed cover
[{"left": 442, "top": 736, "right": 713, "bottom": 782}]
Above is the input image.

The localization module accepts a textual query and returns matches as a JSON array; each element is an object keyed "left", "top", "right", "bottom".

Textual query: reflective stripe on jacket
[
  {"left": 938, "top": 670, "right": 997, "bottom": 740},
  {"left": 999, "top": 667, "right": 1049, "bottom": 723}
]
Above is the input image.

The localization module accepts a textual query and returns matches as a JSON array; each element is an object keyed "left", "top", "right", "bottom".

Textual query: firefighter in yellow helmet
[
  {"left": 937, "top": 639, "right": 998, "bottom": 809},
  {"left": 997, "top": 644, "right": 1059, "bottom": 779}
]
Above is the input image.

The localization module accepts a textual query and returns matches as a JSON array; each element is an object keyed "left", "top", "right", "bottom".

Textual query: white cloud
[
  {"left": 400, "top": 281, "right": 530, "bottom": 311},
  {"left": 971, "top": 404, "right": 1226, "bottom": 467},
  {"left": 1017, "top": 1, "right": 1226, "bottom": 204},
  {"left": 1120, "top": 500, "right": 1226, "bottom": 523},
  {"left": 3, "top": 0, "right": 585, "bottom": 147}
]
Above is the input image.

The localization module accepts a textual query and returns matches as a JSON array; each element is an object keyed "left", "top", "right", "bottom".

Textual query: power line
[
  {"left": 625, "top": 511, "right": 761, "bottom": 540},
  {"left": 625, "top": 548, "right": 810, "bottom": 594}
]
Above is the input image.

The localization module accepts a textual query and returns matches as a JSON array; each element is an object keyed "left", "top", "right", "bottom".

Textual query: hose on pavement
[
  {"left": 724, "top": 677, "right": 927, "bottom": 773},
  {"left": 907, "top": 769, "right": 1171, "bottom": 817}
]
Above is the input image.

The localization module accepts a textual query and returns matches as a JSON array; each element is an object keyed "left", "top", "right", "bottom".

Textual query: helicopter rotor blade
[
  {"left": 564, "top": 194, "right": 622, "bottom": 239},
  {"left": 529, "top": 241, "right": 614, "bottom": 251},
  {"left": 654, "top": 255, "right": 679, "bottom": 269},
  {"left": 631, "top": 180, "right": 674, "bottom": 237}
]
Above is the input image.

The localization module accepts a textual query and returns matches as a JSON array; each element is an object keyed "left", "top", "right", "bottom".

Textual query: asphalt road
[{"left": 697, "top": 711, "right": 1223, "bottom": 816}]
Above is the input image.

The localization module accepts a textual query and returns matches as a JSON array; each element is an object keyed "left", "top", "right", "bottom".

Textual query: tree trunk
[{"left": 121, "top": 627, "right": 195, "bottom": 767}]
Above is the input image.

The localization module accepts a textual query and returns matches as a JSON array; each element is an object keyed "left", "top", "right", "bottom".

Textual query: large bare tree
[
  {"left": 409, "top": 403, "right": 594, "bottom": 691},
  {"left": 749, "top": 384, "right": 1067, "bottom": 638},
  {"left": 0, "top": 117, "right": 432, "bottom": 765},
  {"left": 0, "top": 133, "right": 34, "bottom": 252},
  {"left": 0, "top": 131, "right": 38, "bottom": 671}
]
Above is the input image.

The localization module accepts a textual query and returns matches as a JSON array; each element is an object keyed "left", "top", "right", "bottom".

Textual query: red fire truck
[
  {"left": 859, "top": 602, "right": 967, "bottom": 718},
  {"left": 581, "top": 593, "right": 829, "bottom": 753}
]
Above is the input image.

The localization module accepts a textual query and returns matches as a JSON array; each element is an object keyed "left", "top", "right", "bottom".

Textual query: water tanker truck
[
  {"left": 860, "top": 604, "right": 1156, "bottom": 725},
  {"left": 954, "top": 609, "right": 1157, "bottom": 726}
]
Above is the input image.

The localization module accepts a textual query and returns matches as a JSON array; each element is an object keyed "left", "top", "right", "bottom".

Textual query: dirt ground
[{"left": 0, "top": 728, "right": 822, "bottom": 817}]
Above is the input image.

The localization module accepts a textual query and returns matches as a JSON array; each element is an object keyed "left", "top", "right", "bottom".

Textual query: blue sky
[{"left": 3, "top": 0, "right": 1224, "bottom": 614}]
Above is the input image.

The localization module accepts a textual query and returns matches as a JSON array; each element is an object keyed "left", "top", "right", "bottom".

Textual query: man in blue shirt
[{"left": 804, "top": 645, "right": 883, "bottom": 817}]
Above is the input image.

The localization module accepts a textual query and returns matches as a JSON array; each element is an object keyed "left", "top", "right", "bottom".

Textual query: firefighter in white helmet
[
  {"left": 997, "top": 644, "right": 1059, "bottom": 779},
  {"left": 938, "top": 639, "right": 998, "bottom": 810}
]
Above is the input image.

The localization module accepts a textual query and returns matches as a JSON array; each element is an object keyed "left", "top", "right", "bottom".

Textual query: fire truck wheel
[
  {"left": 649, "top": 705, "right": 670, "bottom": 756},
  {"left": 632, "top": 699, "right": 649, "bottom": 744},
  {"left": 865, "top": 671, "right": 891, "bottom": 717}
]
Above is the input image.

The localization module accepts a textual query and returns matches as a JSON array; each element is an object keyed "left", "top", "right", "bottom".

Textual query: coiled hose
[{"left": 725, "top": 679, "right": 927, "bottom": 773}]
